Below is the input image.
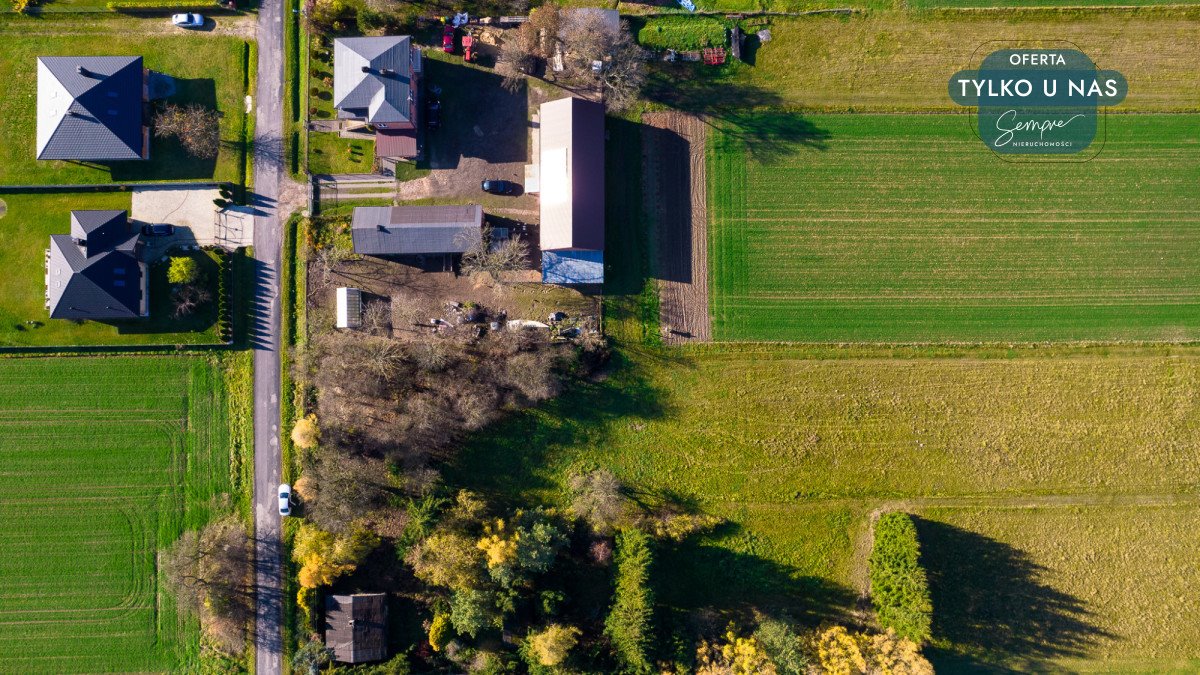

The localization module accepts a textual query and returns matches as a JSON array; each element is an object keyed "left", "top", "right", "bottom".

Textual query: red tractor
[{"left": 462, "top": 30, "right": 475, "bottom": 63}]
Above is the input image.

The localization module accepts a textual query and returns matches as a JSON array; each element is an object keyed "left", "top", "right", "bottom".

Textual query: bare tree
[
  {"left": 160, "top": 516, "right": 253, "bottom": 655},
  {"left": 461, "top": 226, "right": 530, "bottom": 277},
  {"left": 312, "top": 244, "right": 356, "bottom": 290},
  {"left": 304, "top": 453, "right": 395, "bottom": 532},
  {"left": 172, "top": 284, "right": 212, "bottom": 317},
  {"left": 361, "top": 299, "right": 393, "bottom": 336},
  {"left": 154, "top": 103, "right": 221, "bottom": 159},
  {"left": 561, "top": 16, "right": 646, "bottom": 112},
  {"left": 569, "top": 469, "right": 628, "bottom": 534}
]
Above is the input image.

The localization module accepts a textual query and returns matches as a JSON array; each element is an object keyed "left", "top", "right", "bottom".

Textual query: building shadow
[
  {"left": 424, "top": 58, "right": 528, "bottom": 170},
  {"left": 110, "top": 77, "right": 221, "bottom": 182},
  {"left": 641, "top": 124, "right": 692, "bottom": 284},
  {"left": 916, "top": 518, "right": 1116, "bottom": 672}
]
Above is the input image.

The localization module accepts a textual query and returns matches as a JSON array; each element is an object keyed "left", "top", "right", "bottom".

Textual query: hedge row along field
[
  {"left": 708, "top": 113, "right": 1200, "bottom": 342},
  {"left": 869, "top": 513, "right": 932, "bottom": 643},
  {"left": 0, "top": 357, "right": 233, "bottom": 672}
]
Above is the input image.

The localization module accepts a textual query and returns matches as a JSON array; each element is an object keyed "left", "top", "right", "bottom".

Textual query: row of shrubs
[
  {"left": 213, "top": 249, "right": 234, "bottom": 343},
  {"left": 869, "top": 512, "right": 933, "bottom": 643}
]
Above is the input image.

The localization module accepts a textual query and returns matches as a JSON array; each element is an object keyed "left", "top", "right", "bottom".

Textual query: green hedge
[
  {"left": 868, "top": 512, "right": 933, "bottom": 643},
  {"left": 636, "top": 16, "right": 729, "bottom": 51},
  {"left": 107, "top": 0, "right": 219, "bottom": 10},
  {"left": 605, "top": 529, "right": 655, "bottom": 674}
]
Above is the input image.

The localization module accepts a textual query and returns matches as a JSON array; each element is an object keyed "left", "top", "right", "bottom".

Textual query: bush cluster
[{"left": 868, "top": 512, "right": 933, "bottom": 643}]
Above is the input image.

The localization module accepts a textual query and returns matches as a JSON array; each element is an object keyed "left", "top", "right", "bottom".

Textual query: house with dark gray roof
[
  {"left": 333, "top": 36, "right": 422, "bottom": 161},
  {"left": 351, "top": 205, "right": 483, "bottom": 256},
  {"left": 45, "top": 210, "right": 148, "bottom": 320},
  {"left": 37, "top": 56, "right": 148, "bottom": 162},
  {"left": 325, "top": 594, "right": 387, "bottom": 664},
  {"left": 530, "top": 96, "right": 606, "bottom": 285}
]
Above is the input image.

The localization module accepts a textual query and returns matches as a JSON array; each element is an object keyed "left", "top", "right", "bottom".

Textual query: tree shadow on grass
[
  {"left": 443, "top": 349, "right": 689, "bottom": 505},
  {"left": 109, "top": 78, "right": 221, "bottom": 182},
  {"left": 916, "top": 518, "right": 1116, "bottom": 673},
  {"left": 655, "top": 522, "right": 855, "bottom": 628},
  {"left": 642, "top": 64, "right": 830, "bottom": 165}
]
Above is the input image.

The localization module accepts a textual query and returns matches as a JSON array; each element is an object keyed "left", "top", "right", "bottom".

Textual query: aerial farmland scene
[{"left": 0, "top": 0, "right": 1196, "bottom": 670}]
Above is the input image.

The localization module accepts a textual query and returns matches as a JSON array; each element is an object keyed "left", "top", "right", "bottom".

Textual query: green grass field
[
  {"left": 646, "top": 12, "right": 1200, "bottom": 113},
  {"left": 308, "top": 132, "right": 376, "bottom": 175},
  {"left": 448, "top": 344, "right": 1200, "bottom": 670},
  {"left": 0, "top": 356, "right": 242, "bottom": 672},
  {"left": 707, "top": 113, "right": 1200, "bottom": 342},
  {"left": 0, "top": 15, "right": 252, "bottom": 185},
  {"left": 0, "top": 192, "right": 227, "bottom": 347}
]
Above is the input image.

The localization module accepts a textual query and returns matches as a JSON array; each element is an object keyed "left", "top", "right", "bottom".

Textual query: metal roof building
[
  {"left": 535, "top": 97, "right": 605, "bottom": 285},
  {"left": 350, "top": 205, "right": 483, "bottom": 256},
  {"left": 336, "top": 287, "right": 362, "bottom": 329},
  {"left": 45, "top": 210, "right": 148, "bottom": 320},
  {"left": 325, "top": 594, "right": 387, "bottom": 664},
  {"left": 333, "top": 36, "right": 420, "bottom": 127},
  {"left": 37, "top": 56, "right": 148, "bottom": 161}
]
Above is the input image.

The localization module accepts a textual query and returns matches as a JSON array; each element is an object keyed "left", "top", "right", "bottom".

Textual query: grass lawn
[
  {"left": 632, "top": 15, "right": 730, "bottom": 50},
  {"left": 447, "top": 344, "right": 1200, "bottom": 669},
  {"left": 0, "top": 355, "right": 246, "bottom": 672},
  {"left": 707, "top": 113, "right": 1200, "bottom": 342},
  {"left": 308, "top": 132, "right": 376, "bottom": 175},
  {"left": 0, "top": 15, "right": 252, "bottom": 185},
  {"left": 645, "top": 11, "right": 1200, "bottom": 113},
  {"left": 0, "top": 192, "right": 228, "bottom": 347}
]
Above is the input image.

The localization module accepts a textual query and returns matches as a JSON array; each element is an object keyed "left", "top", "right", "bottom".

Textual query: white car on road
[
  {"left": 278, "top": 483, "right": 291, "bottom": 516},
  {"left": 171, "top": 13, "right": 205, "bottom": 28}
]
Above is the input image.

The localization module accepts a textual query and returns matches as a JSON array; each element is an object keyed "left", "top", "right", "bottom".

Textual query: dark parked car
[
  {"left": 481, "top": 180, "right": 517, "bottom": 195},
  {"left": 141, "top": 223, "right": 175, "bottom": 236},
  {"left": 426, "top": 98, "right": 441, "bottom": 130}
]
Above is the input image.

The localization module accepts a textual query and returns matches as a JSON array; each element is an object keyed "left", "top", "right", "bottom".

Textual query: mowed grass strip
[
  {"left": 708, "top": 113, "right": 1200, "bottom": 342},
  {"left": 0, "top": 356, "right": 232, "bottom": 672},
  {"left": 448, "top": 345, "right": 1200, "bottom": 667},
  {"left": 649, "top": 11, "right": 1200, "bottom": 112},
  {"left": 0, "top": 16, "right": 251, "bottom": 185}
]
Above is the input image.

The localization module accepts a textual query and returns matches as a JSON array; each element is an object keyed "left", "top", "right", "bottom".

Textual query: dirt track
[{"left": 642, "top": 112, "right": 711, "bottom": 343}]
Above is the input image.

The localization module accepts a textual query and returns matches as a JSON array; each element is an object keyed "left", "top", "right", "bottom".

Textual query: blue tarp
[{"left": 542, "top": 250, "right": 604, "bottom": 285}]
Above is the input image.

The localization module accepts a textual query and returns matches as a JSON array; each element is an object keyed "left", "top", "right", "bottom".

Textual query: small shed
[
  {"left": 325, "top": 593, "right": 387, "bottom": 664},
  {"left": 336, "top": 287, "right": 362, "bottom": 329}
]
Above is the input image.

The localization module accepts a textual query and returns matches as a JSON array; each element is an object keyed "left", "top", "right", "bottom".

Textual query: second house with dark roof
[{"left": 45, "top": 210, "right": 147, "bottom": 320}]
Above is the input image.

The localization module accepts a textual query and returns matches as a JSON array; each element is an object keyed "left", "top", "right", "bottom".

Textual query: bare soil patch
[{"left": 642, "top": 111, "right": 711, "bottom": 343}]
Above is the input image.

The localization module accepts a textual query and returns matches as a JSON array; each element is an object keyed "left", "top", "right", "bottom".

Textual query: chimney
[
  {"left": 361, "top": 66, "right": 372, "bottom": 74},
  {"left": 381, "top": 68, "right": 395, "bottom": 76},
  {"left": 76, "top": 65, "right": 99, "bottom": 78},
  {"left": 377, "top": 224, "right": 386, "bottom": 232}
]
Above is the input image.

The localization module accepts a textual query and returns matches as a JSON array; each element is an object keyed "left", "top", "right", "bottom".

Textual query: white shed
[{"left": 336, "top": 287, "right": 362, "bottom": 329}]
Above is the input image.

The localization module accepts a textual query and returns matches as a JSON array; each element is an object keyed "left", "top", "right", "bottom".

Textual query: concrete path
[{"left": 250, "top": 0, "right": 285, "bottom": 671}]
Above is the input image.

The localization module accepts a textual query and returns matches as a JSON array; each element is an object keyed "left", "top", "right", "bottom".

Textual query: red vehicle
[
  {"left": 462, "top": 31, "right": 475, "bottom": 62},
  {"left": 442, "top": 25, "right": 455, "bottom": 53}
]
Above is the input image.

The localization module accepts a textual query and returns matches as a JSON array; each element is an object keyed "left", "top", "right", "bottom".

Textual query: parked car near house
[
  {"left": 171, "top": 13, "right": 204, "bottom": 28},
  {"left": 426, "top": 97, "right": 441, "bottom": 130},
  {"left": 481, "top": 179, "right": 517, "bottom": 195},
  {"left": 140, "top": 223, "right": 175, "bottom": 236},
  {"left": 442, "top": 25, "right": 456, "bottom": 53}
]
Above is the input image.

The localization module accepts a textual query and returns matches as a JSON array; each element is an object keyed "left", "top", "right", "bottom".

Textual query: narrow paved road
[{"left": 251, "top": 0, "right": 285, "bottom": 671}]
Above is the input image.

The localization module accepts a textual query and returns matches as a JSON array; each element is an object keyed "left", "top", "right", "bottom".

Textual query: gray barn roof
[
  {"left": 333, "top": 37, "right": 416, "bottom": 125},
  {"left": 325, "top": 594, "right": 387, "bottom": 664},
  {"left": 46, "top": 210, "right": 146, "bottom": 320},
  {"left": 37, "top": 56, "right": 146, "bottom": 161},
  {"left": 351, "top": 205, "right": 483, "bottom": 255},
  {"left": 538, "top": 96, "right": 605, "bottom": 252}
]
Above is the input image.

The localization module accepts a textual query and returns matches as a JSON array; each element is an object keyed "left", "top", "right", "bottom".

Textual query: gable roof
[
  {"left": 47, "top": 210, "right": 145, "bottom": 320},
  {"left": 325, "top": 594, "right": 387, "bottom": 664},
  {"left": 351, "top": 205, "right": 483, "bottom": 255},
  {"left": 538, "top": 96, "right": 605, "bottom": 252},
  {"left": 333, "top": 37, "right": 415, "bottom": 125},
  {"left": 37, "top": 56, "right": 145, "bottom": 161}
]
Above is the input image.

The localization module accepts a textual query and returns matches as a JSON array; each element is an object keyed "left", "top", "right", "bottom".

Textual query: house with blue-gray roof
[{"left": 36, "top": 56, "right": 149, "bottom": 162}]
